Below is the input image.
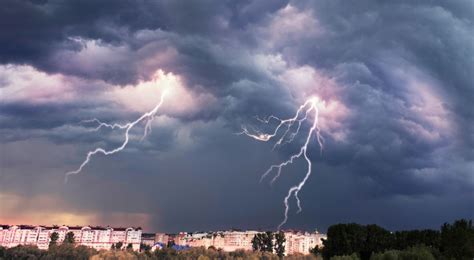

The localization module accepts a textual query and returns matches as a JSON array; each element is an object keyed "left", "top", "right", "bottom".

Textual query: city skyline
[
  {"left": 0, "top": 223, "right": 326, "bottom": 255},
  {"left": 0, "top": 223, "right": 327, "bottom": 236},
  {"left": 0, "top": 0, "right": 473, "bottom": 233}
]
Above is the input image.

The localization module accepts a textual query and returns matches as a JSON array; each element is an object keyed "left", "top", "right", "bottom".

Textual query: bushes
[
  {"left": 370, "top": 246, "right": 435, "bottom": 260},
  {"left": 331, "top": 246, "right": 436, "bottom": 260},
  {"left": 89, "top": 250, "right": 138, "bottom": 260},
  {"left": 1, "top": 244, "right": 96, "bottom": 260},
  {"left": 2, "top": 245, "right": 46, "bottom": 260},
  {"left": 331, "top": 253, "right": 360, "bottom": 260}
]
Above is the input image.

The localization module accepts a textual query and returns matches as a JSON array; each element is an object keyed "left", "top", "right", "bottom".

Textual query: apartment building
[
  {"left": 173, "top": 230, "right": 325, "bottom": 255},
  {"left": 0, "top": 225, "right": 142, "bottom": 251}
]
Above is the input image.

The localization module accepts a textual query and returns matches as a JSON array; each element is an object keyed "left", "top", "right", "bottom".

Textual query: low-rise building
[
  {"left": 141, "top": 233, "right": 155, "bottom": 247},
  {"left": 154, "top": 233, "right": 169, "bottom": 245}
]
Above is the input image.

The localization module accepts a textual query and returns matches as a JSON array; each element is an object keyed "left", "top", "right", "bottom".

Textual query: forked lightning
[
  {"left": 240, "top": 97, "right": 323, "bottom": 229},
  {"left": 65, "top": 91, "right": 168, "bottom": 182}
]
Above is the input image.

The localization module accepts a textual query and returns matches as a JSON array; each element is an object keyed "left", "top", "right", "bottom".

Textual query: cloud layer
[{"left": 0, "top": 0, "right": 472, "bottom": 232}]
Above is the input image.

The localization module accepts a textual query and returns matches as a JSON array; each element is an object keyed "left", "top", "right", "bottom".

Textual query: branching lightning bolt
[
  {"left": 240, "top": 97, "right": 323, "bottom": 229},
  {"left": 65, "top": 90, "right": 168, "bottom": 183}
]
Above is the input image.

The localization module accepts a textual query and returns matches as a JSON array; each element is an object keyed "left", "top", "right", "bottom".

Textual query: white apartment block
[
  {"left": 284, "top": 231, "right": 326, "bottom": 255},
  {"left": 176, "top": 231, "right": 260, "bottom": 252},
  {"left": 0, "top": 225, "right": 142, "bottom": 251},
  {"left": 174, "top": 230, "right": 326, "bottom": 255}
]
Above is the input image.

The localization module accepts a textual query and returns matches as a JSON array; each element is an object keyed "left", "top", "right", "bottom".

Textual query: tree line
[
  {"left": 0, "top": 244, "right": 302, "bottom": 260},
  {"left": 314, "top": 219, "right": 474, "bottom": 260},
  {"left": 0, "top": 219, "right": 471, "bottom": 259}
]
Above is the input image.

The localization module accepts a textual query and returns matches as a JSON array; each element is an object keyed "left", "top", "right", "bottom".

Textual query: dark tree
[
  {"left": 323, "top": 223, "right": 393, "bottom": 260},
  {"left": 4, "top": 245, "right": 46, "bottom": 259},
  {"left": 45, "top": 244, "right": 97, "bottom": 260},
  {"left": 263, "top": 231, "right": 274, "bottom": 253},
  {"left": 114, "top": 241, "right": 123, "bottom": 250},
  {"left": 251, "top": 232, "right": 274, "bottom": 253},
  {"left": 140, "top": 243, "right": 151, "bottom": 252},
  {"left": 252, "top": 233, "right": 266, "bottom": 252},
  {"left": 310, "top": 245, "right": 322, "bottom": 256},
  {"left": 322, "top": 219, "right": 472, "bottom": 260},
  {"left": 394, "top": 229, "right": 440, "bottom": 250},
  {"left": 361, "top": 224, "right": 393, "bottom": 259},
  {"left": 251, "top": 234, "right": 261, "bottom": 251},
  {"left": 274, "top": 231, "right": 286, "bottom": 257},
  {"left": 322, "top": 223, "right": 367, "bottom": 259},
  {"left": 49, "top": 232, "right": 59, "bottom": 248},
  {"left": 440, "top": 219, "right": 474, "bottom": 259},
  {"left": 64, "top": 231, "right": 75, "bottom": 244},
  {"left": 167, "top": 240, "right": 175, "bottom": 248}
]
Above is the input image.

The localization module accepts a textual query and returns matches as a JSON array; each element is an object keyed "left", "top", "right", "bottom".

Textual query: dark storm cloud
[
  {"left": 0, "top": 0, "right": 285, "bottom": 85},
  {"left": 1, "top": 0, "right": 294, "bottom": 118},
  {"left": 0, "top": 0, "right": 472, "bottom": 232},
  {"left": 242, "top": 0, "right": 474, "bottom": 201},
  {"left": 292, "top": 0, "right": 474, "bottom": 144}
]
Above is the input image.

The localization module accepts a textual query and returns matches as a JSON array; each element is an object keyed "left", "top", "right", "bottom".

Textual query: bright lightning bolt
[
  {"left": 240, "top": 97, "right": 323, "bottom": 229},
  {"left": 65, "top": 90, "right": 168, "bottom": 183}
]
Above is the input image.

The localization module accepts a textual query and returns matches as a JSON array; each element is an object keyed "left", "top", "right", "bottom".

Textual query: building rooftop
[{"left": 0, "top": 224, "right": 142, "bottom": 231}]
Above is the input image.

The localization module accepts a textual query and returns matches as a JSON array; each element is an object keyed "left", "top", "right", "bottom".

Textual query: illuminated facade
[
  {"left": 0, "top": 224, "right": 325, "bottom": 255},
  {"left": 284, "top": 231, "right": 326, "bottom": 255},
  {"left": 173, "top": 230, "right": 326, "bottom": 255},
  {"left": 0, "top": 225, "right": 142, "bottom": 251}
]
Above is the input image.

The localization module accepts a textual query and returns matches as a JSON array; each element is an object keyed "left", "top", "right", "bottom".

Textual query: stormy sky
[{"left": 0, "top": 0, "right": 473, "bottom": 233}]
